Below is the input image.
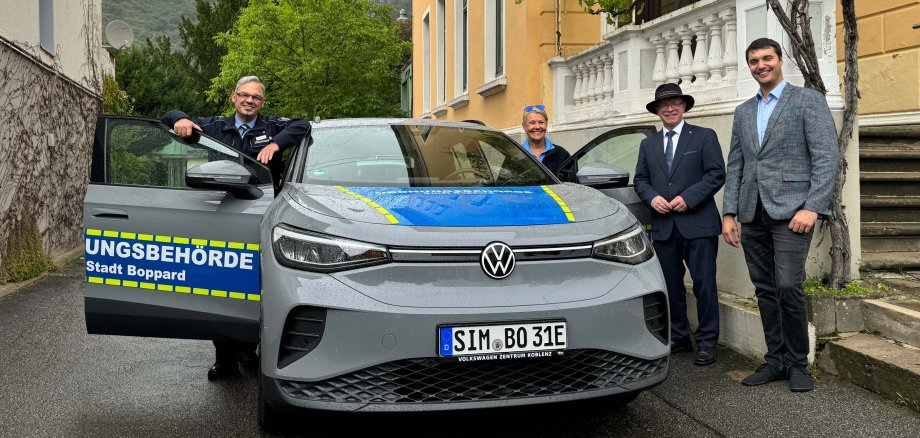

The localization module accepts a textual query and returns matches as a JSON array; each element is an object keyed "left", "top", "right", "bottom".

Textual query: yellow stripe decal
[
  {"left": 191, "top": 238, "right": 208, "bottom": 246},
  {"left": 228, "top": 242, "right": 245, "bottom": 250},
  {"left": 541, "top": 186, "right": 576, "bottom": 222},
  {"left": 336, "top": 186, "right": 399, "bottom": 224},
  {"left": 210, "top": 240, "right": 227, "bottom": 248},
  {"left": 155, "top": 235, "right": 171, "bottom": 243},
  {"left": 173, "top": 237, "right": 190, "bottom": 245},
  {"left": 86, "top": 229, "right": 102, "bottom": 236},
  {"left": 103, "top": 230, "right": 119, "bottom": 238},
  {"left": 138, "top": 234, "right": 154, "bottom": 241},
  {"left": 246, "top": 243, "right": 260, "bottom": 251},
  {"left": 87, "top": 276, "right": 261, "bottom": 301}
]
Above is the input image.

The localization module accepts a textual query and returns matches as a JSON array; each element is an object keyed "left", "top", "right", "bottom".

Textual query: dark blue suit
[{"left": 634, "top": 122, "right": 725, "bottom": 348}]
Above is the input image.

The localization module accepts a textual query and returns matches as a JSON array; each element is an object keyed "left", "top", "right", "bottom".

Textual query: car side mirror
[
  {"left": 186, "top": 160, "right": 263, "bottom": 200},
  {"left": 575, "top": 164, "right": 630, "bottom": 189}
]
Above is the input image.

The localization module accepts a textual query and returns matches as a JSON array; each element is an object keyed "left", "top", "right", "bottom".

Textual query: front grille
[
  {"left": 279, "top": 349, "right": 667, "bottom": 404},
  {"left": 278, "top": 306, "right": 327, "bottom": 368},
  {"left": 643, "top": 292, "right": 668, "bottom": 345}
]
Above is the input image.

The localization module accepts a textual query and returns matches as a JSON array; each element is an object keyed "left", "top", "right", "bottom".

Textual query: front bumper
[{"left": 260, "top": 249, "right": 669, "bottom": 412}]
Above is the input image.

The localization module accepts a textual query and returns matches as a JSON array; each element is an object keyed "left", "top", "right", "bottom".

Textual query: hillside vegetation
[{"left": 102, "top": 0, "right": 410, "bottom": 48}]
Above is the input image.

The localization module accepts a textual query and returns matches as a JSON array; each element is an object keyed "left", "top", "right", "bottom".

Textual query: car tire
[{"left": 258, "top": 368, "right": 283, "bottom": 433}]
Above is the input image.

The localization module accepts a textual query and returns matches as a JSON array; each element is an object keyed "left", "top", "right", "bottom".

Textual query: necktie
[
  {"left": 665, "top": 131, "right": 675, "bottom": 171},
  {"left": 239, "top": 124, "right": 250, "bottom": 138}
]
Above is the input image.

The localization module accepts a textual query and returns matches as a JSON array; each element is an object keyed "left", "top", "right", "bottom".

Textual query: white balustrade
[
  {"left": 720, "top": 8, "right": 738, "bottom": 84},
  {"left": 553, "top": 0, "right": 742, "bottom": 122},
  {"left": 677, "top": 25, "right": 695, "bottom": 85},
  {"left": 705, "top": 13, "right": 725, "bottom": 84},
  {"left": 690, "top": 19, "right": 710, "bottom": 88}
]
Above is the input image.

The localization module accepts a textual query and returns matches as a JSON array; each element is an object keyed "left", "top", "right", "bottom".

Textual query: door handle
[{"left": 90, "top": 208, "right": 129, "bottom": 220}]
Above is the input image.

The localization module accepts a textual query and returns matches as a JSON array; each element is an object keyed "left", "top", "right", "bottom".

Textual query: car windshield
[{"left": 298, "top": 124, "right": 556, "bottom": 187}]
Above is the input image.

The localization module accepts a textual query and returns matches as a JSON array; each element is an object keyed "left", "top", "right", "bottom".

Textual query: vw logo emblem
[{"left": 480, "top": 242, "right": 515, "bottom": 279}]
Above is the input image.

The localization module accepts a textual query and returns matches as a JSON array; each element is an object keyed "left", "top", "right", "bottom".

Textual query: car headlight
[
  {"left": 592, "top": 223, "right": 654, "bottom": 264},
  {"left": 272, "top": 224, "right": 390, "bottom": 272}
]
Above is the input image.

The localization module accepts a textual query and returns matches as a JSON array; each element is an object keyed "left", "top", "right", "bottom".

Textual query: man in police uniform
[
  {"left": 163, "top": 76, "right": 311, "bottom": 380},
  {"left": 163, "top": 75, "right": 311, "bottom": 193}
]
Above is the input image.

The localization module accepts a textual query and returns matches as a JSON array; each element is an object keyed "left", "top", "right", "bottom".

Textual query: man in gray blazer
[{"left": 722, "top": 38, "right": 839, "bottom": 392}]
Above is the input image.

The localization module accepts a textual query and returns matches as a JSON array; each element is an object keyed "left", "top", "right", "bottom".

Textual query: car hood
[{"left": 283, "top": 183, "right": 620, "bottom": 227}]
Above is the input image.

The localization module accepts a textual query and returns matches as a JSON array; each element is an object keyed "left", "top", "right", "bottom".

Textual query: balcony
[{"left": 550, "top": 0, "right": 749, "bottom": 125}]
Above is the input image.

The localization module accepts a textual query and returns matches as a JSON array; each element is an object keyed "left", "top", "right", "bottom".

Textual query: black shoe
[
  {"left": 788, "top": 367, "right": 814, "bottom": 392},
  {"left": 694, "top": 347, "right": 716, "bottom": 366},
  {"left": 742, "top": 363, "right": 786, "bottom": 386},
  {"left": 670, "top": 341, "right": 693, "bottom": 354},
  {"left": 240, "top": 352, "right": 260, "bottom": 373},
  {"left": 207, "top": 361, "right": 239, "bottom": 381}
]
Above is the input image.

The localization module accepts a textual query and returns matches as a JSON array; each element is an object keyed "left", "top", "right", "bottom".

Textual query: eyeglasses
[
  {"left": 235, "top": 91, "right": 265, "bottom": 102},
  {"left": 657, "top": 101, "right": 686, "bottom": 110},
  {"left": 524, "top": 105, "right": 545, "bottom": 113}
]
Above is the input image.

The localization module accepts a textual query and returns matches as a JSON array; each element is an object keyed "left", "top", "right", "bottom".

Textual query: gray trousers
[{"left": 740, "top": 204, "right": 813, "bottom": 370}]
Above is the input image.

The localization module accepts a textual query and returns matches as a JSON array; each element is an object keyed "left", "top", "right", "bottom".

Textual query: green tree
[
  {"left": 113, "top": 36, "right": 206, "bottom": 118},
  {"left": 179, "top": 0, "right": 250, "bottom": 116},
  {"left": 210, "top": 0, "right": 411, "bottom": 118},
  {"left": 102, "top": 74, "right": 134, "bottom": 115}
]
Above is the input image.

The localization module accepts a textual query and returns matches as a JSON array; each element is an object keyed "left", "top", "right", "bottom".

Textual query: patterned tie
[
  {"left": 665, "top": 131, "right": 675, "bottom": 171},
  {"left": 238, "top": 124, "right": 250, "bottom": 138}
]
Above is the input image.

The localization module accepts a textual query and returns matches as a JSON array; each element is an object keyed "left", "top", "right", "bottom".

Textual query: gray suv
[{"left": 83, "top": 117, "right": 666, "bottom": 430}]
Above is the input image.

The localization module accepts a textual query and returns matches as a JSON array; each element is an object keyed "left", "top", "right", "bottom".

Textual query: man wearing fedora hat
[{"left": 634, "top": 83, "right": 725, "bottom": 366}]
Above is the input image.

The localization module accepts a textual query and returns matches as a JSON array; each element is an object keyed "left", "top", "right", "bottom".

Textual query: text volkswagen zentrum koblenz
[{"left": 83, "top": 117, "right": 670, "bottom": 432}]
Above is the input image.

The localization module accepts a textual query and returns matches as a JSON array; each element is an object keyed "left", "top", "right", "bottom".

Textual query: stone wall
[{"left": 0, "top": 39, "right": 102, "bottom": 270}]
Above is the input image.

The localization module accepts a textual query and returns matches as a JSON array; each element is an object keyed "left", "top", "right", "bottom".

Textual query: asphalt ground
[{"left": 1, "top": 258, "right": 918, "bottom": 437}]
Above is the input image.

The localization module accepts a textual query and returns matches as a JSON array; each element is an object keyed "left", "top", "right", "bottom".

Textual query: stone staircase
[
  {"left": 812, "top": 291, "right": 920, "bottom": 412},
  {"left": 859, "top": 125, "right": 920, "bottom": 270}
]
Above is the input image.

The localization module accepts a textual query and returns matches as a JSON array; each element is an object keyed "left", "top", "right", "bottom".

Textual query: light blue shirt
[
  {"left": 662, "top": 120, "right": 685, "bottom": 154},
  {"left": 234, "top": 116, "right": 253, "bottom": 136},
  {"left": 523, "top": 138, "right": 555, "bottom": 162},
  {"left": 756, "top": 80, "right": 787, "bottom": 146}
]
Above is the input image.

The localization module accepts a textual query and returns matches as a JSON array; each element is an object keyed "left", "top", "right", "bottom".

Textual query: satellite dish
[{"left": 105, "top": 20, "right": 134, "bottom": 50}]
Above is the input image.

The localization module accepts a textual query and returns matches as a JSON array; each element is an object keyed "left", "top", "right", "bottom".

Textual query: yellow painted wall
[
  {"left": 836, "top": 0, "right": 920, "bottom": 115},
  {"left": 413, "top": 0, "right": 600, "bottom": 129}
]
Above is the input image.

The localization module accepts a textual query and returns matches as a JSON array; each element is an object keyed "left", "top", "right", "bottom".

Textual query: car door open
[
  {"left": 558, "top": 126, "right": 656, "bottom": 227},
  {"left": 83, "top": 117, "right": 272, "bottom": 342}
]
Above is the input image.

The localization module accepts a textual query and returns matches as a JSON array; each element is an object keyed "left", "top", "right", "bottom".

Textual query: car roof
[{"left": 310, "top": 118, "right": 500, "bottom": 132}]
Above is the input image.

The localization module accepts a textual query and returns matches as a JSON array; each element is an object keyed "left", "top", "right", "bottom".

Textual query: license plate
[{"left": 438, "top": 321, "right": 567, "bottom": 361}]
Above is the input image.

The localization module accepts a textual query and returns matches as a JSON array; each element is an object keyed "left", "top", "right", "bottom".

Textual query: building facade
[
  {"left": 835, "top": 0, "right": 920, "bottom": 127},
  {"left": 412, "top": 0, "right": 861, "bottom": 301},
  {"left": 0, "top": 0, "right": 112, "bottom": 276}
]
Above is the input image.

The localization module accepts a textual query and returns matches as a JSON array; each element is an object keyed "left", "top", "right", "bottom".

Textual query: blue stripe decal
[{"left": 344, "top": 187, "right": 573, "bottom": 226}]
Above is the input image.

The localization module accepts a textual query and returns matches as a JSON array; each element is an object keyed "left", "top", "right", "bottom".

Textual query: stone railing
[{"left": 550, "top": 0, "right": 741, "bottom": 124}]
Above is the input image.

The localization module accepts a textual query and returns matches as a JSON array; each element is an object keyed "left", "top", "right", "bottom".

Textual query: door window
[
  {"left": 577, "top": 132, "right": 649, "bottom": 185},
  {"left": 98, "top": 118, "right": 270, "bottom": 187}
]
